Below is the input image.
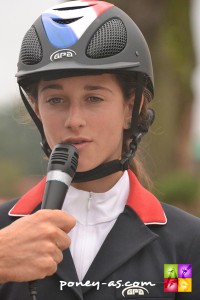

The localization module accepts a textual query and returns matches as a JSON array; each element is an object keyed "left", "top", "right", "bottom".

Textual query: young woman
[{"left": 0, "top": 1, "right": 199, "bottom": 299}]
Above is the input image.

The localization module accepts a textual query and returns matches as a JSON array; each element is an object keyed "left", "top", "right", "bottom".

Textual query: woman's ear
[
  {"left": 123, "top": 96, "right": 134, "bottom": 129},
  {"left": 123, "top": 95, "right": 144, "bottom": 129},
  {"left": 139, "top": 95, "right": 144, "bottom": 114}
]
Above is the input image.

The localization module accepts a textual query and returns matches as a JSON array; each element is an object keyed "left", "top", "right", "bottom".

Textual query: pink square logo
[{"left": 164, "top": 278, "right": 178, "bottom": 292}]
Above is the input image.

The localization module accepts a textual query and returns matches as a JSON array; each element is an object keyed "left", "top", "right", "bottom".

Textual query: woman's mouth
[
  {"left": 62, "top": 138, "right": 91, "bottom": 150},
  {"left": 72, "top": 142, "right": 89, "bottom": 149}
]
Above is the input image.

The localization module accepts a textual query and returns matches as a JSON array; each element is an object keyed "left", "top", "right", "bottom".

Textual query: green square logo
[{"left": 164, "top": 264, "right": 178, "bottom": 278}]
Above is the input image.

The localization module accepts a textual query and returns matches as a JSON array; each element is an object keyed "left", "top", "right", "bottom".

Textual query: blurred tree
[
  {"left": 0, "top": 158, "right": 24, "bottom": 198},
  {"left": 0, "top": 102, "right": 47, "bottom": 199}
]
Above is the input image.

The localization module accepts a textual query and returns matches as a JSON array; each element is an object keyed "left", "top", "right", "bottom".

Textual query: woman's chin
[
  {"left": 76, "top": 162, "right": 99, "bottom": 173},
  {"left": 76, "top": 167, "right": 95, "bottom": 173}
]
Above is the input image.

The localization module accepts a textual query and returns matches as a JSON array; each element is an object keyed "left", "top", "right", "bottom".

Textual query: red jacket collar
[
  {"left": 126, "top": 170, "right": 167, "bottom": 225},
  {"left": 9, "top": 170, "right": 167, "bottom": 225}
]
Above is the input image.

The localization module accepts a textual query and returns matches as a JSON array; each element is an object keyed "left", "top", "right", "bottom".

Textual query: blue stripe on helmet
[{"left": 42, "top": 13, "right": 78, "bottom": 48}]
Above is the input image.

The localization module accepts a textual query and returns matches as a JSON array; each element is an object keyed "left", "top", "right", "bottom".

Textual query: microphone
[
  {"left": 29, "top": 143, "right": 79, "bottom": 300},
  {"left": 41, "top": 143, "right": 79, "bottom": 209}
]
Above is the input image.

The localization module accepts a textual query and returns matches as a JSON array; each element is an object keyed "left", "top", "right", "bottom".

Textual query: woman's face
[{"left": 34, "top": 74, "right": 133, "bottom": 171}]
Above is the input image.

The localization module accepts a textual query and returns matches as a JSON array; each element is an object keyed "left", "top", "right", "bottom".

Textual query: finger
[
  {"left": 42, "top": 257, "right": 58, "bottom": 278},
  {"left": 53, "top": 247, "right": 63, "bottom": 264},
  {"left": 55, "top": 230, "right": 71, "bottom": 251},
  {"left": 34, "top": 210, "right": 76, "bottom": 232},
  {"left": 54, "top": 210, "right": 76, "bottom": 232}
]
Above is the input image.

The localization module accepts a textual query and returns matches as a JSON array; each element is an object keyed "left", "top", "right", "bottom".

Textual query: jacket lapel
[
  {"left": 57, "top": 249, "right": 83, "bottom": 300},
  {"left": 9, "top": 177, "right": 46, "bottom": 216},
  {"left": 81, "top": 205, "right": 158, "bottom": 294}
]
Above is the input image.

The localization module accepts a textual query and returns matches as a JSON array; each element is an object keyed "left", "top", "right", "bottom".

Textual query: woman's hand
[{"left": 0, "top": 209, "right": 76, "bottom": 282}]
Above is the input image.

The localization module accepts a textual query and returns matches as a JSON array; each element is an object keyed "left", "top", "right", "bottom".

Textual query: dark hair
[
  {"left": 23, "top": 72, "right": 153, "bottom": 189},
  {"left": 114, "top": 72, "right": 153, "bottom": 189}
]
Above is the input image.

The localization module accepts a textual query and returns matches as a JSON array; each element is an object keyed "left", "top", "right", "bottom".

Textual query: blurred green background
[{"left": 0, "top": 0, "right": 200, "bottom": 216}]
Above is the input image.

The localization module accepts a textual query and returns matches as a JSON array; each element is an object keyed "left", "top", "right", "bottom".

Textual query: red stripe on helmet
[{"left": 80, "top": 0, "right": 113, "bottom": 16}]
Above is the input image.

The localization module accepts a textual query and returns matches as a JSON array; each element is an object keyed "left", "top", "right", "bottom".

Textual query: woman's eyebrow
[
  {"left": 40, "top": 83, "right": 113, "bottom": 94},
  {"left": 83, "top": 85, "right": 113, "bottom": 94},
  {"left": 40, "top": 84, "right": 63, "bottom": 93}
]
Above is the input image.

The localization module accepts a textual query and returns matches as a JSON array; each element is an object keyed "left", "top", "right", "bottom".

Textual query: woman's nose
[{"left": 64, "top": 104, "right": 86, "bottom": 129}]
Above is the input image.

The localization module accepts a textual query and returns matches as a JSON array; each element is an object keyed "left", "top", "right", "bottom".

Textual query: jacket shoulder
[
  {"left": 0, "top": 199, "right": 19, "bottom": 228},
  {"left": 162, "top": 201, "right": 200, "bottom": 227},
  {"left": 159, "top": 202, "right": 200, "bottom": 248}
]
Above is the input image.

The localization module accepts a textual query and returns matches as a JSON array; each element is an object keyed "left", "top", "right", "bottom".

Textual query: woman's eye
[
  {"left": 47, "top": 97, "right": 63, "bottom": 105},
  {"left": 87, "top": 96, "right": 103, "bottom": 103}
]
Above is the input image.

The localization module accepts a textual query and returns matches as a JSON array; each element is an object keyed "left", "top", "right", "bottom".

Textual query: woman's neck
[{"left": 71, "top": 171, "right": 124, "bottom": 193}]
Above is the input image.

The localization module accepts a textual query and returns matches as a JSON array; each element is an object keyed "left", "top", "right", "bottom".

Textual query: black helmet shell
[{"left": 16, "top": 0, "right": 153, "bottom": 93}]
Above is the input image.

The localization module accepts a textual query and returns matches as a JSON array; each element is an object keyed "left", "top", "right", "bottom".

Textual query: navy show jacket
[{"left": 0, "top": 170, "right": 199, "bottom": 300}]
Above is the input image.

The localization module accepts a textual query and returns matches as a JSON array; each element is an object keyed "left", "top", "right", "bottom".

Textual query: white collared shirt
[{"left": 62, "top": 171, "right": 130, "bottom": 281}]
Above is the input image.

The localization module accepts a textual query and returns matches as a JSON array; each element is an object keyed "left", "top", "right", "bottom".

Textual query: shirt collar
[
  {"left": 8, "top": 170, "right": 167, "bottom": 225},
  {"left": 62, "top": 171, "right": 129, "bottom": 226}
]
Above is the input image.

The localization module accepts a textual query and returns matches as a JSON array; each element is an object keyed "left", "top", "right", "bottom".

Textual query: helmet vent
[
  {"left": 86, "top": 18, "right": 127, "bottom": 59},
  {"left": 54, "top": 5, "right": 96, "bottom": 11},
  {"left": 53, "top": 17, "right": 82, "bottom": 25},
  {"left": 20, "top": 26, "right": 43, "bottom": 65}
]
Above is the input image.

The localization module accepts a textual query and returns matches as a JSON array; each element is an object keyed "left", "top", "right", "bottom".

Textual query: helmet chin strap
[
  {"left": 73, "top": 132, "right": 145, "bottom": 182},
  {"left": 19, "top": 73, "right": 150, "bottom": 183}
]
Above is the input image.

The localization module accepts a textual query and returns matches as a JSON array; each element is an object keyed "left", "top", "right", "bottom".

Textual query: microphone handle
[
  {"left": 29, "top": 280, "right": 37, "bottom": 300},
  {"left": 41, "top": 180, "right": 69, "bottom": 210}
]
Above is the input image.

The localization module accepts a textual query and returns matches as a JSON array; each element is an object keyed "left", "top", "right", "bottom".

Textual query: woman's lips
[
  {"left": 62, "top": 138, "right": 91, "bottom": 150},
  {"left": 71, "top": 141, "right": 91, "bottom": 150}
]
